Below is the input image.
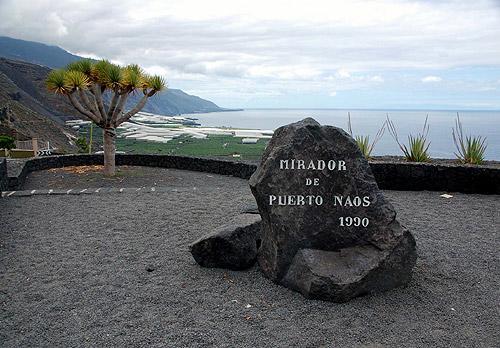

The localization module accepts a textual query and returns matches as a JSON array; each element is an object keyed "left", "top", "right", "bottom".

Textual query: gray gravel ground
[
  {"left": 21, "top": 165, "right": 215, "bottom": 190},
  {"left": 1, "top": 168, "right": 499, "bottom": 347}
]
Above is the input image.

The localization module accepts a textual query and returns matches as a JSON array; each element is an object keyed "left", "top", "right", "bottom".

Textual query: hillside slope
[
  {"left": 0, "top": 65, "right": 76, "bottom": 151},
  {"left": 0, "top": 58, "right": 77, "bottom": 123}
]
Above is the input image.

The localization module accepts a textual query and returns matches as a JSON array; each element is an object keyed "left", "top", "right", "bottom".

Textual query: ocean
[{"left": 183, "top": 109, "right": 500, "bottom": 160}]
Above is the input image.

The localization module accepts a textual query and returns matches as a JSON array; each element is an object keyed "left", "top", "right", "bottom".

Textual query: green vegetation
[
  {"left": 7, "top": 149, "right": 34, "bottom": 158},
  {"left": 354, "top": 136, "right": 373, "bottom": 158},
  {"left": 405, "top": 135, "right": 431, "bottom": 162},
  {"left": 347, "top": 112, "right": 385, "bottom": 159},
  {"left": 387, "top": 114, "right": 431, "bottom": 162},
  {"left": 0, "top": 135, "right": 15, "bottom": 150},
  {"left": 116, "top": 134, "right": 268, "bottom": 160},
  {"left": 453, "top": 113, "right": 487, "bottom": 165},
  {"left": 75, "top": 136, "right": 90, "bottom": 153},
  {"left": 77, "top": 123, "right": 268, "bottom": 160}
]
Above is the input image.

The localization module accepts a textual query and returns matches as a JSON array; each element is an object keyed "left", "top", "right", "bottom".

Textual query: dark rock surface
[
  {"left": 369, "top": 159, "right": 500, "bottom": 194},
  {"left": 0, "top": 158, "right": 7, "bottom": 192},
  {"left": 283, "top": 230, "right": 417, "bottom": 302},
  {"left": 249, "top": 118, "right": 417, "bottom": 302},
  {"left": 190, "top": 214, "right": 261, "bottom": 270}
]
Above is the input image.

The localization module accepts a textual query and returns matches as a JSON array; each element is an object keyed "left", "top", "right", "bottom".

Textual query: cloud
[
  {"left": 421, "top": 76, "right": 443, "bottom": 83},
  {"left": 0, "top": 0, "right": 499, "bottom": 108},
  {"left": 47, "top": 12, "right": 68, "bottom": 37},
  {"left": 74, "top": 52, "right": 102, "bottom": 60},
  {"left": 336, "top": 69, "right": 351, "bottom": 79},
  {"left": 369, "top": 75, "right": 384, "bottom": 83}
]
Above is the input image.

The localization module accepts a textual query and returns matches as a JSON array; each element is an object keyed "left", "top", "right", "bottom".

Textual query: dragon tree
[{"left": 46, "top": 59, "right": 166, "bottom": 175}]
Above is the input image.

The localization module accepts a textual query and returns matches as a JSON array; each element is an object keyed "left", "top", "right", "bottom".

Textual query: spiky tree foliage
[
  {"left": 46, "top": 59, "right": 166, "bottom": 175},
  {"left": 387, "top": 114, "right": 431, "bottom": 162},
  {"left": 453, "top": 113, "right": 487, "bottom": 165}
]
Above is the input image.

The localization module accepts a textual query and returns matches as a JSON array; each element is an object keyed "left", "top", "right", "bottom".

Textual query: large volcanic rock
[
  {"left": 249, "top": 118, "right": 417, "bottom": 302},
  {"left": 190, "top": 214, "right": 261, "bottom": 270}
]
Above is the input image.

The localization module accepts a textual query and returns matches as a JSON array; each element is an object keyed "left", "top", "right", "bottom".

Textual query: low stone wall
[
  {"left": 8, "top": 154, "right": 257, "bottom": 190},
  {"left": 5, "top": 154, "right": 500, "bottom": 194},
  {"left": 0, "top": 158, "right": 7, "bottom": 193},
  {"left": 370, "top": 161, "right": 499, "bottom": 194}
]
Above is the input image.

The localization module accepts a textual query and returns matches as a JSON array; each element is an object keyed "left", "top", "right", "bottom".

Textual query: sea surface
[{"left": 183, "top": 109, "right": 500, "bottom": 160}]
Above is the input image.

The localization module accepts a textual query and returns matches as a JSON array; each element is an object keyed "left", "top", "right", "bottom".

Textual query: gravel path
[{"left": 1, "top": 168, "right": 499, "bottom": 347}]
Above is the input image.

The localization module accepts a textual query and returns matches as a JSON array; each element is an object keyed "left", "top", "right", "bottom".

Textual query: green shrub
[
  {"left": 0, "top": 135, "right": 15, "bottom": 150},
  {"left": 347, "top": 112, "right": 385, "bottom": 159},
  {"left": 452, "top": 113, "right": 487, "bottom": 165},
  {"left": 387, "top": 114, "right": 431, "bottom": 162},
  {"left": 76, "top": 136, "right": 89, "bottom": 153}
]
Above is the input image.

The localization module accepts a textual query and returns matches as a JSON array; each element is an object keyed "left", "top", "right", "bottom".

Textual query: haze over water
[{"left": 188, "top": 109, "right": 500, "bottom": 160}]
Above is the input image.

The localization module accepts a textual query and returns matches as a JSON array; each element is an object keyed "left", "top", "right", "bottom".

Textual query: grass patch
[
  {"left": 78, "top": 125, "right": 268, "bottom": 160},
  {"left": 115, "top": 134, "right": 268, "bottom": 160}
]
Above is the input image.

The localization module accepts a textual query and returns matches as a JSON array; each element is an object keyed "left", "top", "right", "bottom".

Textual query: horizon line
[{"left": 227, "top": 107, "right": 500, "bottom": 112}]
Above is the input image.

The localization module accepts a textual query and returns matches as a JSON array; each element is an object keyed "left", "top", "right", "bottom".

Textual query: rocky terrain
[{"left": 0, "top": 58, "right": 77, "bottom": 151}]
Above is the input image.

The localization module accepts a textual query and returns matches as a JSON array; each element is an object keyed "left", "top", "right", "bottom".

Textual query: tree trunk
[{"left": 103, "top": 128, "right": 116, "bottom": 176}]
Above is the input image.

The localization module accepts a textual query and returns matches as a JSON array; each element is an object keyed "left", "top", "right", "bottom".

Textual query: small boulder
[{"left": 190, "top": 214, "right": 261, "bottom": 270}]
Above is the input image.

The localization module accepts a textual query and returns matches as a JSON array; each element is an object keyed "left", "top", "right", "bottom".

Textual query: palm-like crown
[{"left": 47, "top": 59, "right": 166, "bottom": 95}]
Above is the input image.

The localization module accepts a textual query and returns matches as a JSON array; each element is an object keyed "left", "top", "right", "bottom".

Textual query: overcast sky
[{"left": 1, "top": 0, "right": 499, "bottom": 109}]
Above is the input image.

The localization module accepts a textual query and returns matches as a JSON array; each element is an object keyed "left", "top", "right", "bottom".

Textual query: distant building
[{"left": 241, "top": 138, "right": 259, "bottom": 144}]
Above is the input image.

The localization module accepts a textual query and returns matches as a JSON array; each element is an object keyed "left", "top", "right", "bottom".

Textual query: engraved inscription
[{"left": 269, "top": 158, "right": 370, "bottom": 227}]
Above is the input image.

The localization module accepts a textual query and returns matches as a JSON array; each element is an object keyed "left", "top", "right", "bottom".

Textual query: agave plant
[
  {"left": 452, "top": 113, "right": 487, "bottom": 165},
  {"left": 347, "top": 112, "right": 386, "bottom": 159},
  {"left": 47, "top": 59, "right": 166, "bottom": 175},
  {"left": 387, "top": 114, "right": 431, "bottom": 162}
]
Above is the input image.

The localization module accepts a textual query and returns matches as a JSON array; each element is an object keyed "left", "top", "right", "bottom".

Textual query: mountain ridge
[
  {"left": 0, "top": 36, "right": 82, "bottom": 69},
  {"left": 0, "top": 36, "right": 238, "bottom": 116}
]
